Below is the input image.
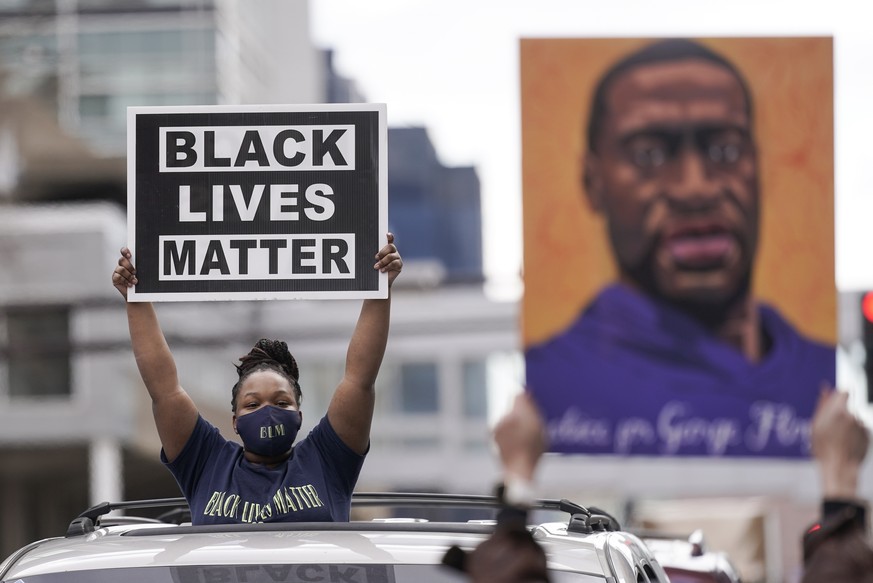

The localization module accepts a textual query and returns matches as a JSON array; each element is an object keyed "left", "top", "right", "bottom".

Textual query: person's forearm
[
  {"left": 820, "top": 460, "right": 861, "bottom": 500},
  {"left": 344, "top": 295, "right": 391, "bottom": 387},
  {"left": 126, "top": 302, "right": 180, "bottom": 402}
]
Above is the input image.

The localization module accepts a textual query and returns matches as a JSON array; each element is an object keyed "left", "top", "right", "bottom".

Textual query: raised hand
[
  {"left": 112, "top": 247, "right": 138, "bottom": 299},
  {"left": 811, "top": 389, "right": 870, "bottom": 499},
  {"left": 374, "top": 232, "right": 402, "bottom": 287}
]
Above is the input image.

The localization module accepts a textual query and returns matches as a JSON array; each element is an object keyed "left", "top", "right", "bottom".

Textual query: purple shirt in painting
[{"left": 525, "top": 284, "right": 835, "bottom": 457}]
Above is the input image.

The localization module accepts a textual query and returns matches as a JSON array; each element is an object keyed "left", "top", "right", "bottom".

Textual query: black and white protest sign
[{"left": 126, "top": 104, "right": 387, "bottom": 301}]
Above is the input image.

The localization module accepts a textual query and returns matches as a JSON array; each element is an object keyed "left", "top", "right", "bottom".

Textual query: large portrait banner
[{"left": 521, "top": 37, "right": 835, "bottom": 458}]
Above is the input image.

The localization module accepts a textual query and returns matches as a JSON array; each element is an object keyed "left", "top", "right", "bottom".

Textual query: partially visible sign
[
  {"left": 171, "top": 564, "right": 396, "bottom": 583},
  {"left": 127, "top": 104, "right": 387, "bottom": 302}
]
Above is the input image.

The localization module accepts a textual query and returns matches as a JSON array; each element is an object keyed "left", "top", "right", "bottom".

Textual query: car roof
[
  {"left": 5, "top": 524, "right": 481, "bottom": 575},
  {"left": 5, "top": 523, "right": 612, "bottom": 578},
  {"left": 1, "top": 493, "right": 668, "bottom": 583}
]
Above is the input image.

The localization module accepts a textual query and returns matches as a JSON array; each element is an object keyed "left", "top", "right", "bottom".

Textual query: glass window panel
[
  {"left": 0, "top": 0, "right": 56, "bottom": 14},
  {"left": 6, "top": 306, "right": 71, "bottom": 398},
  {"left": 462, "top": 438, "right": 489, "bottom": 452},
  {"left": 399, "top": 362, "right": 438, "bottom": 413},
  {"left": 461, "top": 360, "right": 487, "bottom": 419},
  {"left": 79, "top": 94, "right": 108, "bottom": 116}
]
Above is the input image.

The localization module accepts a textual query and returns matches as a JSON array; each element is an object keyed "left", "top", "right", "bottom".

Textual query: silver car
[{"left": 0, "top": 493, "right": 670, "bottom": 583}]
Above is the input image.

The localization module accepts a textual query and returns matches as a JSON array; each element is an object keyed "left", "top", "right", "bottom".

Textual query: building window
[
  {"left": 399, "top": 362, "right": 438, "bottom": 413},
  {"left": 4, "top": 306, "right": 71, "bottom": 398},
  {"left": 462, "top": 360, "right": 488, "bottom": 419}
]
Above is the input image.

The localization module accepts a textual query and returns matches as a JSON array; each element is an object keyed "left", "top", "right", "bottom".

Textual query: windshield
[{"left": 3, "top": 564, "right": 604, "bottom": 583}]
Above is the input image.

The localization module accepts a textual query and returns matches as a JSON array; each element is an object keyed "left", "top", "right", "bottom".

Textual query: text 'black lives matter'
[{"left": 128, "top": 105, "right": 386, "bottom": 302}]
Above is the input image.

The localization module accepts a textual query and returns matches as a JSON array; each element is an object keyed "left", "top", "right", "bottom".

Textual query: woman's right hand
[{"left": 112, "top": 247, "right": 138, "bottom": 299}]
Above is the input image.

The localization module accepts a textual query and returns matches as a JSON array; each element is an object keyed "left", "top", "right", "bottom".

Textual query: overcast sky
[{"left": 309, "top": 0, "right": 873, "bottom": 300}]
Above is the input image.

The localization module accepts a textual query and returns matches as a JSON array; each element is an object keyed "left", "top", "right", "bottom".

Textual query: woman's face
[{"left": 233, "top": 370, "right": 299, "bottom": 419}]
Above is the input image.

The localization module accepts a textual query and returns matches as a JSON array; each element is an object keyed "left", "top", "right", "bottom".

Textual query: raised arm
[
  {"left": 327, "top": 233, "right": 402, "bottom": 454},
  {"left": 112, "top": 247, "right": 198, "bottom": 461},
  {"left": 811, "top": 388, "right": 869, "bottom": 500},
  {"left": 493, "top": 391, "right": 548, "bottom": 488},
  {"left": 801, "top": 389, "right": 872, "bottom": 582},
  {"left": 442, "top": 392, "right": 550, "bottom": 583}
]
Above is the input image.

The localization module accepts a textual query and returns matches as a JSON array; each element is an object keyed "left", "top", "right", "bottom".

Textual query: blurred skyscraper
[{"left": 389, "top": 127, "right": 482, "bottom": 284}]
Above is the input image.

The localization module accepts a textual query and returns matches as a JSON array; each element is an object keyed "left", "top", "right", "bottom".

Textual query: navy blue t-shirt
[{"left": 162, "top": 414, "right": 366, "bottom": 524}]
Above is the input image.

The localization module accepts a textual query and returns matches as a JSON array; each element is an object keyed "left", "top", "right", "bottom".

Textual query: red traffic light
[{"left": 863, "top": 292, "right": 873, "bottom": 323}]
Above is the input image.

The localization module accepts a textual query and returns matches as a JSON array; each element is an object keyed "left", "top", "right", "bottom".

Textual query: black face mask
[{"left": 236, "top": 406, "right": 301, "bottom": 457}]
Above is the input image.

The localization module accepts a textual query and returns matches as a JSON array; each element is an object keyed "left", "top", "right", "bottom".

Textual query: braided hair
[{"left": 231, "top": 339, "right": 302, "bottom": 411}]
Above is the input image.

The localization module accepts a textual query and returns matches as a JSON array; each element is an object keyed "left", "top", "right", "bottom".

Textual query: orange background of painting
[{"left": 521, "top": 37, "right": 835, "bottom": 348}]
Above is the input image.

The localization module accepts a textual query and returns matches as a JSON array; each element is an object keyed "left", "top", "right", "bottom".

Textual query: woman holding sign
[{"left": 111, "top": 234, "right": 402, "bottom": 524}]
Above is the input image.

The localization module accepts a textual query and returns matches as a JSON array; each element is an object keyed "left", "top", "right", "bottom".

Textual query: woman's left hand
[{"left": 374, "top": 232, "right": 403, "bottom": 287}]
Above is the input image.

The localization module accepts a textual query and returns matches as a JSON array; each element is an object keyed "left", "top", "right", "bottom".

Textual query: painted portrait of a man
[{"left": 522, "top": 37, "right": 835, "bottom": 457}]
